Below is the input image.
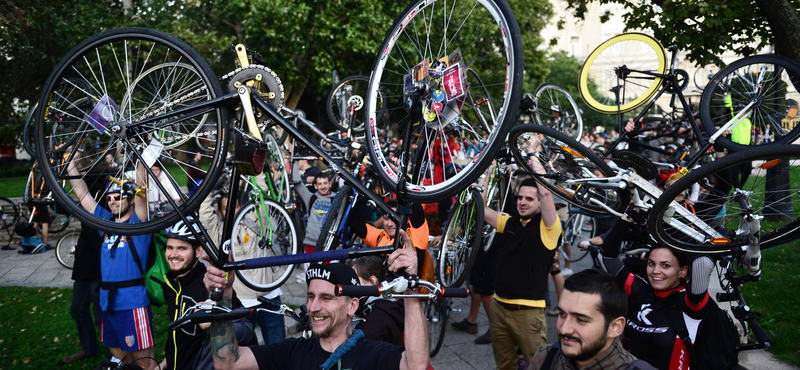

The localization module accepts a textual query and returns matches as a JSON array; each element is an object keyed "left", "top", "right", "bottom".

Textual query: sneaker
[
  {"left": 31, "top": 244, "right": 44, "bottom": 254},
  {"left": 450, "top": 318, "right": 478, "bottom": 334},
  {"left": 547, "top": 307, "right": 560, "bottom": 316},
  {"left": 561, "top": 268, "right": 573, "bottom": 277},
  {"left": 474, "top": 329, "right": 491, "bottom": 344}
]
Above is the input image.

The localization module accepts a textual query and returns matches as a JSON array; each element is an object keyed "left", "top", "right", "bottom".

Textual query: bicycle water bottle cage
[
  {"left": 613, "top": 150, "right": 657, "bottom": 181},
  {"left": 233, "top": 130, "right": 266, "bottom": 176}
]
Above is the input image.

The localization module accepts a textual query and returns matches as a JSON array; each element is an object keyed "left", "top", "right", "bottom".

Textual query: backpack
[
  {"left": 668, "top": 299, "right": 739, "bottom": 370},
  {"left": 540, "top": 341, "right": 657, "bottom": 370},
  {"left": 125, "top": 231, "right": 169, "bottom": 307}
]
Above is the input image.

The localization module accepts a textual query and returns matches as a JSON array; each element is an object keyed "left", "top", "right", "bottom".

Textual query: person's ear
[
  {"left": 607, "top": 316, "right": 626, "bottom": 339},
  {"left": 679, "top": 265, "right": 688, "bottom": 280},
  {"left": 348, "top": 297, "right": 359, "bottom": 316},
  {"left": 369, "top": 276, "right": 379, "bottom": 286}
]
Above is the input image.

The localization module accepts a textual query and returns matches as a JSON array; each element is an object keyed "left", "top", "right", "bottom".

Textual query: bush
[{"left": 0, "top": 158, "right": 35, "bottom": 177}]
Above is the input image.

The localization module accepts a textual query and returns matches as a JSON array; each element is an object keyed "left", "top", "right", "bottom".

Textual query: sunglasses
[{"left": 107, "top": 194, "right": 125, "bottom": 202}]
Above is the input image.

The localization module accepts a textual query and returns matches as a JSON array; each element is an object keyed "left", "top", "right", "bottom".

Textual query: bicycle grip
[
  {"left": 439, "top": 287, "right": 470, "bottom": 298},
  {"left": 335, "top": 285, "right": 381, "bottom": 297},
  {"left": 747, "top": 316, "right": 772, "bottom": 346}
]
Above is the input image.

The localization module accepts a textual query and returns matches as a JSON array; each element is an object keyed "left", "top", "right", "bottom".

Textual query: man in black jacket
[{"left": 158, "top": 217, "right": 255, "bottom": 370}]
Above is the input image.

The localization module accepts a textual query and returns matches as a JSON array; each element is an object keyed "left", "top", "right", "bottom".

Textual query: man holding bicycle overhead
[
  {"left": 66, "top": 158, "right": 157, "bottom": 370},
  {"left": 483, "top": 148, "right": 562, "bottom": 369},
  {"left": 203, "top": 231, "right": 430, "bottom": 370}
]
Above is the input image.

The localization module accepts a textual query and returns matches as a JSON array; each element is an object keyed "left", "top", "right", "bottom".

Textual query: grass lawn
[
  {"left": 740, "top": 240, "right": 800, "bottom": 367},
  {"left": 0, "top": 286, "right": 170, "bottom": 369},
  {"left": 0, "top": 176, "right": 27, "bottom": 198}
]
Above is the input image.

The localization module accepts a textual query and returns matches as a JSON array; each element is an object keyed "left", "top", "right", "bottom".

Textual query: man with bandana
[{"left": 203, "top": 230, "right": 429, "bottom": 370}]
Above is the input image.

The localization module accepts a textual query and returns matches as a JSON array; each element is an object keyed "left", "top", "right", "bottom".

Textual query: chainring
[{"left": 223, "top": 65, "right": 285, "bottom": 125}]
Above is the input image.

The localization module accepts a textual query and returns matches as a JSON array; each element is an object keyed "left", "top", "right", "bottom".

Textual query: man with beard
[
  {"left": 529, "top": 270, "right": 656, "bottom": 370},
  {"left": 203, "top": 230, "right": 429, "bottom": 370},
  {"left": 157, "top": 217, "right": 255, "bottom": 370}
]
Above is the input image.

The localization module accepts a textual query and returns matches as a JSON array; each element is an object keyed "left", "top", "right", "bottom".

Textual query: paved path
[{"left": 0, "top": 221, "right": 795, "bottom": 370}]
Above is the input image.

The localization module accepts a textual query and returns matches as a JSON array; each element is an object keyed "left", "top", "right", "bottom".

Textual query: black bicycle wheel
[
  {"left": 531, "top": 83, "right": 583, "bottom": 140},
  {"left": 649, "top": 144, "right": 800, "bottom": 253},
  {"left": 437, "top": 187, "right": 484, "bottom": 287},
  {"left": 700, "top": 54, "right": 800, "bottom": 152},
  {"left": 315, "top": 185, "right": 353, "bottom": 252},
  {"left": 0, "top": 197, "right": 20, "bottom": 230},
  {"left": 562, "top": 212, "right": 594, "bottom": 262},
  {"left": 23, "top": 102, "right": 39, "bottom": 158},
  {"left": 427, "top": 297, "right": 449, "bottom": 357},
  {"left": 326, "top": 75, "right": 371, "bottom": 132},
  {"left": 34, "top": 27, "right": 227, "bottom": 235},
  {"left": 365, "top": 0, "right": 524, "bottom": 203},
  {"left": 56, "top": 229, "right": 78, "bottom": 269},
  {"left": 231, "top": 199, "right": 298, "bottom": 291},
  {"left": 508, "top": 124, "right": 627, "bottom": 215}
]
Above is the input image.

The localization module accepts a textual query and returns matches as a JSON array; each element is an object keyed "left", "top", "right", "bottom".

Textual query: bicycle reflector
[
  {"left": 233, "top": 131, "right": 266, "bottom": 176},
  {"left": 759, "top": 159, "right": 782, "bottom": 170},
  {"left": 710, "top": 238, "right": 731, "bottom": 245}
]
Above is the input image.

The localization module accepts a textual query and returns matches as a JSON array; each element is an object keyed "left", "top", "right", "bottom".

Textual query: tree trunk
[
  {"left": 755, "top": 0, "right": 800, "bottom": 61},
  {"left": 285, "top": 75, "right": 310, "bottom": 110}
]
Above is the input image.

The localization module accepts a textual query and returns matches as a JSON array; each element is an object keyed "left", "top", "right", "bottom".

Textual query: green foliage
[
  {"left": 507, "top": 0, "right": 555, "bottom": 93},
  {"left": 542, "top": 51, "right": 616, "bottom": 130},
  {"left": 0, "top": 286, "right": 171, "bottom": 369},
  {"left": 562, "top": 0, "right": 786, "bottom": 67}
]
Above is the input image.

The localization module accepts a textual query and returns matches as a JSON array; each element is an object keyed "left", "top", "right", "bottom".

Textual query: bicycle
[
  {"left": 524, "top": 83, "right": 583, "bottom": 140},
  {"left": 579, "top": 32, "right": 800, "bottom": 165},
  {"left": 1, "top": 197, "right": 21, "bottom": 250},
  {"left": 56, "top": 228, "right": 79, "bottom": 269},
  {"left": 437, "top": 186, "right": 485, "bottom": 287},
  {"left": 35, "top": 0, "right": 523, "bottom": 302}
]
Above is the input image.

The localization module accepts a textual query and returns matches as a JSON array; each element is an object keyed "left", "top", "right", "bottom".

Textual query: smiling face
[
  {"left": 515, "top": 185, "right": 540, "bottom": 219},
  {"left": 165, "top": 238, "right": 200, "bottom": 273},
  {"left": 314, "top": 176, "right": 330, "bottom": 196},
  {"left": 647, "top": 247, "right": 688, "bottom": 291},
  {"left": 383, "top": 210, "right": 397, "bottom": 238},
  {"left": 306, "top": 279, "right": 358, "bottom": 339},
  {"left": 557, "top": 290, "right": 619, "bottom": 367},
  {"left": 107, "top": 193, "right": 133, "bottom": 219}
]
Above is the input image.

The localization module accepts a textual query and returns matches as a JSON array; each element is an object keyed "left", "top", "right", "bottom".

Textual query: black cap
[{"left": 306, "top": 263, "right": 361, "bottom": 287}]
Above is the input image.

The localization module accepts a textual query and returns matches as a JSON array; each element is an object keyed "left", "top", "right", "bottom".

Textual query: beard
[
  {"left": 559, "top": 332, "right": 608, "bottom": 362},
  {"left": 311, "top": 316, "right": 334, "bottom": 339}
]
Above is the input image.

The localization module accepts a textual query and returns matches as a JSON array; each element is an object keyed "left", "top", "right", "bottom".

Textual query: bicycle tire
[
  {"left": 231, "top": 199, "right": 299, "bottom": 291},
  {"left": 365, "top": 0, "right": 524, "bottom": 203},
  {"left": 693, "top": 64, "right": 719, "bottom": 91},
  {"left": 427, "top": 297, "right": 449, "bottom": 357},
  {"left": 23, "top": 102, "right": 39, "bottom": 158},
  {"left": 56, "top": 229, "right": 79, "bottom": 269},
  {"left": 34, "top": 27, "right": 227, "bottom": 235},
  {"left": 315, "top": 185, "right": 353, "bottom": 252},
  {"left": 578, "top": 33, "right": 667, "bottom": 114},
  {"left": 648, "top": 144, "right": 800, "bottom": 253},
  {"left": 437, "top": 187, "right": 484, "bottom": 287},
  {"left": 326, "top": 75, "right": 371, "bottom": 132},
  {"left": 0, "top": 197, "right": 20, "bottom": 230},
  {"left": 562, "top": 212, "right": 594, "bottom": 262},
  {"left": 531, "top": 83, "right": 583, "bottom": 140},
  {"left": 507, "top": 124, "right": 628, "bottom": 215},
  {"left": 699, "top": 54, "right": 800, "bottom": 152}
]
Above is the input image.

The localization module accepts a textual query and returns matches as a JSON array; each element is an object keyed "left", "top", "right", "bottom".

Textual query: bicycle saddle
[{"left": 612, "top": 150, "right": 657, "bottom": 181}]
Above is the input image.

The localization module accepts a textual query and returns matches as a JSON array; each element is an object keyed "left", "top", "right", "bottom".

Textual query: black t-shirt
[
  {"left": 72, "top": 223, "right": 102, "bottom": 281},
  {"left": 252, "top": 336, "right": 404, "bottom": 370}
]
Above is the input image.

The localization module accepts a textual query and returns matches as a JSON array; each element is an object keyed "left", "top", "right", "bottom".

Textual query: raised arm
[
  {"left": 66, "top": 152, "right": 97, "bottom": 212},
  {"left": 389, "top": 230, "right": 430, "bottom": 370},
  {"left": 134, "top": 160, "right": 149, "bottom": 222}
]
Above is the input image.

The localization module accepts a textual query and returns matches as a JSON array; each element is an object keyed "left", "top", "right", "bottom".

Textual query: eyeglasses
[{"left": 107, "top": 194, "right": 123, "bottom": 202}]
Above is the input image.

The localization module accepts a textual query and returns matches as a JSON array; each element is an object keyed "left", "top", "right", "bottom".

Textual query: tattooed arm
[{"left": 204, "top": 260, "right": 258, "bottom": 370}]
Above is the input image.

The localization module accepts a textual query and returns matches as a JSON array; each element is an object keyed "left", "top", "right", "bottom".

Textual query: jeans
[
  {"left": 248, "top": 296, "right": 286, "bottom": 345},
  {"left": 70, "top": 279, "right": 101, "bottom": 356}
]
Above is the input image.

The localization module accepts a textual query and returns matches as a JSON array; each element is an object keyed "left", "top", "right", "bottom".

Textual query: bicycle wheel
[
  {"left": 315, "top": 185, "right": 353, "bottom": 252},
  {"left": 426, "top": 297, "right": 449, "bottom": 357},
  {"left": 700, "top": 54, "right": 800, "bottom": 151},
  {"left": 0, "top": 197, "right": 20, "bottom": 230},
  {"left": 326, "top": 75, "right": 371, "bottom": 132},
  {"left": 508, "top": 124, "right": 628, "bottom": 215},
  {"left": 48, "top": 210, "right": 71, "bottom": 234},
  {"left": 693, "top": 64, "right": 719, "bottom": 91},
  {"left": 231, "top": 199, "right": 298, "bottom": 291},
  {"left": 365, "top": 0, "right": 524, "bottom": 203},
  {"left": 437, "top": 187, "right": 484, "bottom": 287},
  {"left": 579, "top": 33, "right": 667, "bottom": 114},
  {"left": 562, "top": 212, "right": 594, "bottom": 262},
  {"left": 23, "top": 102, "right": 39, "bottom": 158},
  {"left": 649, "top": 144, "right": 800, "bottom": 253},
  {"left": 56, "top": 229, "right": 79, "bottom": 269},
  {"left": 531, "top": 83, "right": 583, "bottom": 140},
  {"left": 34, "top": 27, "right": 227, "bottom": 235}
]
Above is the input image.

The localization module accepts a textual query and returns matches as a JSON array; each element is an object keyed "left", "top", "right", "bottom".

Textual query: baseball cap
[{"left": 306, "top": 263, "right": 361, "bottom": 287}]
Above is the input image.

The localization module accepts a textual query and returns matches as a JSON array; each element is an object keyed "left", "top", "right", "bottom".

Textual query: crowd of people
[{"left": 56, "top": 119, "right": 735, "bottom": 370}]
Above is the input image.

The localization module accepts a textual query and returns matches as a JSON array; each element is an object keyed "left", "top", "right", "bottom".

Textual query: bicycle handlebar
[
  {"left": 334, "top": 277, "right": 470, "bottom": 299},
  {"left": 222, "top": 246, "right": 394, "bottom": 271},
  {"left": 167, "top": 306, "right": 254, "bottom": 332}
]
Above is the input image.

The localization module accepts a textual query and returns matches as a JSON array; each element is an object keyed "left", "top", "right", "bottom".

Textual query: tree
[
  {"left": 507, "top": 0, "right": 556, "bottom": 93},
  {"left": 563, "top": 0, "right": 800, "bottom": 67}
]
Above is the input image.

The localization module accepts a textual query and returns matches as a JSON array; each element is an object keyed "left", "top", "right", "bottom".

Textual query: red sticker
[{"left": 443, "top": 64, "right": 464, "bottom": 100}]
